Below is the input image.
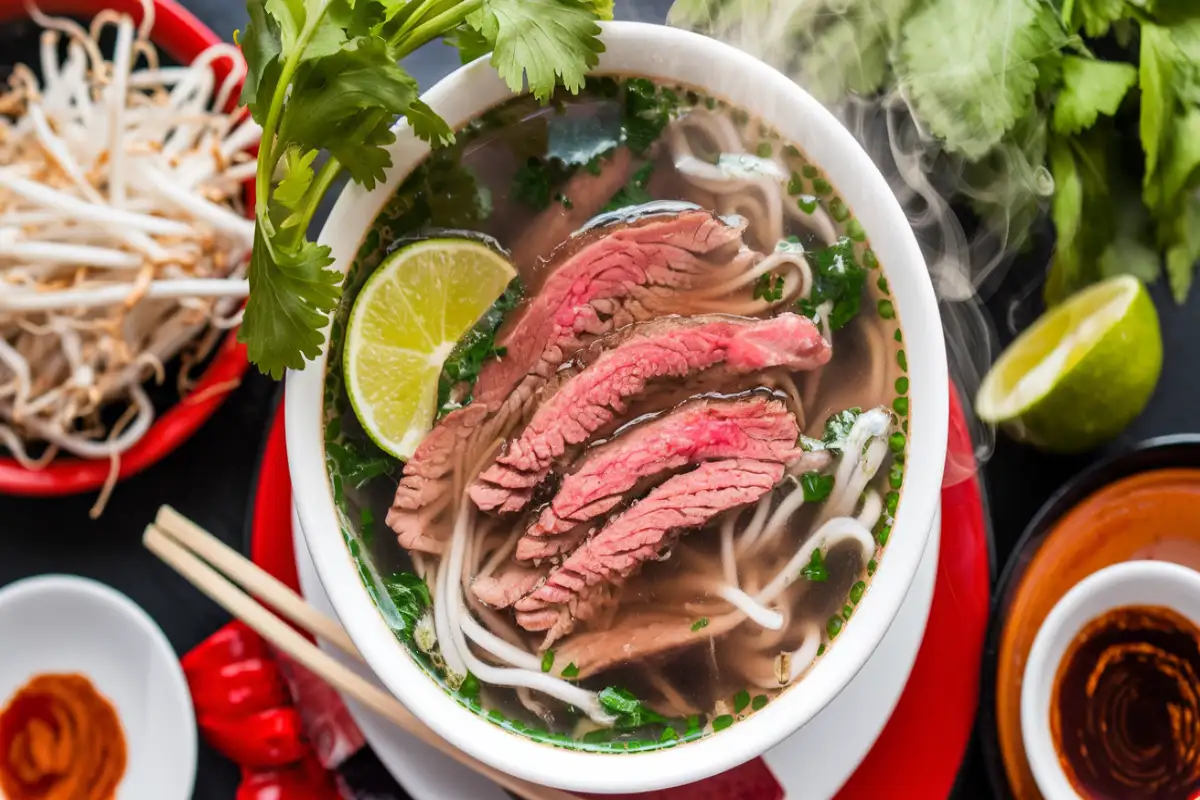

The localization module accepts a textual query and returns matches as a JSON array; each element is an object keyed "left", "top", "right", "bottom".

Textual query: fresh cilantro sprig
[
  {"left": 236, "top": 0, "right": 611, "bottom": 377},
  {"left": 669, "top": 0, "right": 1200, "bottom": 306}
]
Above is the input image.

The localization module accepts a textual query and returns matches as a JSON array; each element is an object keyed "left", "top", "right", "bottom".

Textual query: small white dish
[
  {"left": 288, "top": 20, "right": 948, "bottom": 793},
  {"left": 0, "top": 575, "right": 197, "bottom": 800},
  {"left": 291, "top": 503, "right": 941, "bottom": 799},
  {"left": 1021, "top": 560, "right": 1200, "bottom": 800}
]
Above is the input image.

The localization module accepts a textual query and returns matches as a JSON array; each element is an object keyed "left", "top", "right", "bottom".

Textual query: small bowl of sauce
[
  {"left": 1022, "top": 561, "right": 1200, "bottom": 799},
  {"left": 0, "top": 575, "right": 196, "bottom": 800}
]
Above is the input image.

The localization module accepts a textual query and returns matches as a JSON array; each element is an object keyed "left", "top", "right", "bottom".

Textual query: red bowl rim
[{"left": 0, "top": 0, "right": 253, "bottom": 496}]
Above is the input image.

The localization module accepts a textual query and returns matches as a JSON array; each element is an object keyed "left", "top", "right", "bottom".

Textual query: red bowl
[{"left": 0, "top": 0, "right": 253, "bottom": 496}]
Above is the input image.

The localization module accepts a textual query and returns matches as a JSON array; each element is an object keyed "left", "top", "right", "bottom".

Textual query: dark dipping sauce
[{"left": 1051, "top": 605, "right": 1200, "bottom": 799}]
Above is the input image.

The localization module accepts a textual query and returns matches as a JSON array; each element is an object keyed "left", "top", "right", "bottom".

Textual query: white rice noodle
[
  {"left": 788, "top": 623, "right": 824, "bottom": 682},
  {"left": 856, "top": 489, "right": 883, "bottom": 531},
  {"left": 716, "top": 585, "right": 784, "bottom": 630},
  {"left": 755, "top": 516, "right": 877, "bottom": 606},
  {"left": 440, "top": 499, "right": 615, "bottom": 725}
]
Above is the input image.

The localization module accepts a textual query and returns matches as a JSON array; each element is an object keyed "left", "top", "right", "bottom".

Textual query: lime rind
[
  {"left": 344, "top": 239, "right": 516, "bottom": 460},
  {"left": 976, "top": 275, "right": 1162, "bottom": 454}
]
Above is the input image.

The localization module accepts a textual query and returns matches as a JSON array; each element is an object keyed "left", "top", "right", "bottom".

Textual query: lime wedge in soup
[
  {"left": 344, "top": 239, "right": 516, "bottom": 460},
  {"left": 976, "top": 275, "right": 1162, "bottom": 453}
]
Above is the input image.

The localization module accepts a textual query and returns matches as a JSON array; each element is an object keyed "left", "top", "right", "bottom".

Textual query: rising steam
[{"left": 666, "top": 0, "right": 1058, "bottom": 478}]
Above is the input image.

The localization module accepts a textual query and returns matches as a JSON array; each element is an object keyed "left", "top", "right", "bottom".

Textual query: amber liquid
[{"left": 1051, "top": 605, "right": 1200, "bottom": 799}]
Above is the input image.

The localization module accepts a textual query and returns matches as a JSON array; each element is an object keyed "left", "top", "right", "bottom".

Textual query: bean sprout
[{"left": 0, "top": 1, "right": 260, "bottom": 495}]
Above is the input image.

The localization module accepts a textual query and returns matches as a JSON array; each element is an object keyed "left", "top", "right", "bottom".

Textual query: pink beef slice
[
  {"left": 516, "top": 394, "right": 803, "bottom": 562},
  {"left": 513, "top": 457, "right": 785, "bottom": 645},
  {"left": 469, "top": 313, "right": 830, "bottom": 514},
  {"left": 386, "top": 209, "right": 748, "bottom": 554}
]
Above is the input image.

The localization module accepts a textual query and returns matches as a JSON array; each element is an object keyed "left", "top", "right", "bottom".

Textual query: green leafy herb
[
  {"left": 801, "top": 548, "right": 829, "bottom": 582},
  {"left": 326, "top": 438, "right": 395, "bottom": 488},
  {"left": 384, "top": 572, "right": 431, "bottom": 640},
  {"left": 800, "top": 471, "right": 834, "bottom": 503},
  {"left": 752, "top": 273, "right": 785, "bottom": 302},
  {"left": 691, "top": 617, "right": 709, "bottom": 632},
  {"left": 822, "top": 407, "right": 862, "bottom": 453},
  {"left": 561, "top": 662, "right": 579, "bottom": 678},
  {"left": 622, "top": 78, "right": 679, "bottom": 154},
  {"left": 237, "top": 0, "right": 611, "bottom": 377},
  {"left": 1053, "top": 56, "right": 1138, "bottom": 135},
  {"left": 437, "top": 278, "right": 524, "bottom": 417},
  {"left": 603, "top": 161, "right": 655, "bottom": 211},
  {"left": 897, "top": 0, "right": 1065, "bottom": 160},
  {"left": 598, "top": 687, "right": 666, "bottom": 729},
  {"left": 712, "top": 714, "right": 734, "bottom": 732},
  {"left": 806, "top": 238, "right": 867, "bottom": 331}
]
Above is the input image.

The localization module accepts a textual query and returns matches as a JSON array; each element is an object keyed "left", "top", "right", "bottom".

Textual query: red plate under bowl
[{"left": 0, "top": 0, "right": 252, "bottom": 496}]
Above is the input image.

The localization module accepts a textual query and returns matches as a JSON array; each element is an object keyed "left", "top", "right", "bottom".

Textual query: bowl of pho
[{"left": 288, "top": 21, "right": 948, "bottom": 793}]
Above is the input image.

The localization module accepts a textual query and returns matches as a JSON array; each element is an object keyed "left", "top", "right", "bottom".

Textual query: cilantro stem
[
  {"left": 279, "top": 157, "right": 344, "bottom": 250},
  {"left": 393, "top": 0, "right": 484, "bottom": 58}
]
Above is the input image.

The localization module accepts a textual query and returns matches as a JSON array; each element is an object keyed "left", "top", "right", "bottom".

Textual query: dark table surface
[{"left": 4, "top": 1, "right": 1200, "bottom": 797}]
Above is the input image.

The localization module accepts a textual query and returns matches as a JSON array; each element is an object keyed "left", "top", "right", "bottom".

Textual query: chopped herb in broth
[{"left": 324, "top": 76, "right": 910, "bottom": 753}]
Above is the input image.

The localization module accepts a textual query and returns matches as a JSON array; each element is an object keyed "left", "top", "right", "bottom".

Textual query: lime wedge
[
  {"left": 345, "top": 239, "right": 516, "bottom": 460},
  {"left": 976, "top": 275, "right": 1162, "bottom": 453}
]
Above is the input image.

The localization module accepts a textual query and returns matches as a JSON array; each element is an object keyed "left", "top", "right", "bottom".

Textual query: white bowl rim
[
  {"left": 288, "top": 20, "right": 949, "bottom": 793},
  {"left": 0, "top": 573, "right": 199, "bottom": 798},
  {"left": 1020, "top": 560, "right": 1200, "bottom": 799}
]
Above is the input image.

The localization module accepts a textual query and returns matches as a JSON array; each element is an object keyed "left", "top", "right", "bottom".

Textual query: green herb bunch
[
  {"left": 669, "top": 0, "right": 1200, "bottom": 306},
  {"left": 235, "top": 0, "right": 614, "bottom": 377}
]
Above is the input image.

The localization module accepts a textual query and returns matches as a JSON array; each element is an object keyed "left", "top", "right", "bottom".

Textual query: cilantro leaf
[
  {"left": 622, "top": 78, "right": 678, "bottom": 155},
  {"left": 238, "top": 0, "right": 282, "bottom": 118},
  {"left": 1052, "top": 56, "right": 1137, "bottom": 135},
  {"left": 1139, "top": 23, "right": 1176, "bottom": 195},
  {"left": 384, "top": 572, "right": 432, "bottom": 641},
  {"left": 470, "top": 0, "right": 606, "bottom": 102},
  {"left": 1062, "top": 0, "right": 1128, "bottom": 37},
  {"left": 1165, "top": 196, "right": 1200, "bottom": 302},
  {"left": 406, "top": 99, "right": 456, "bottom": 147},
  {"left": 281, "top": 36, "right": 419, "bottom": 153},
  {"left": 822, "top": 408, "right": 862, "bottom": 452},
  {"left": 325, "top": 437, "right": 395, "bottom": 488},
  {"left": 807, "top": 237, "right": 866, "bottom": 331},
  {"left": 898, "top": 0, "right": 1065, "bottom": 160},
  {"left": 446, "top": 25, "right": 493, "bottom": 64},
  {"left": 240, "top": 226, "right": 341, "bottom": 379},
  {"left": 273, "top": 145, "right": 316, "bottom": 220},
  {"left": 598, "top": 687, "right": 666, "bottom": 729}
]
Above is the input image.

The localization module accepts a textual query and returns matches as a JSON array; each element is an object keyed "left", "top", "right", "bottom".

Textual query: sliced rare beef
[
  {"left": 386, "top": 210, "right": 748, "bottom": 554},
  {"left": 513, "top": 458, "right": 785, "bottom": 645},
  {"left": 470, "top": 313, "right": 830, "bottom": 515},
  {"left": 470, "top": 562, "right": 547, "bottom": 609},
  {"left": 553, "top": 611, "right": 743, "bottom": 680},
  {"left": 515, "top": 394, "right": 802, "bottom": 562},
  {"left": 473, "top": 208, "right": 747, "bottom": 407}
]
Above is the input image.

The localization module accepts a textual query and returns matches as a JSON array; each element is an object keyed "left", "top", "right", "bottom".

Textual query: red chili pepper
[
  {"left": 236, "top": 753, "right": 339, "bottom": 800},
  {"left": 200, "top": 707, "right": 307, "bottom": 768},
  {"left": 189, "top": 657, "right": 290, "bottom": 719},
  {"left": 184, "top": 622, "right": 268, "bottom": 680}
]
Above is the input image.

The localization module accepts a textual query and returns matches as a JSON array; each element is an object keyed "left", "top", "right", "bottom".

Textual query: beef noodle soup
[{"left": 324, "top": 76, "right": 909, "bottom": 751}]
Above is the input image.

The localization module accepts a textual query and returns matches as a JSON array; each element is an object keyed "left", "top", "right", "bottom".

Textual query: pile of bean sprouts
[{"left": 0, "top": 1, "right": 261, "bottom": 513}]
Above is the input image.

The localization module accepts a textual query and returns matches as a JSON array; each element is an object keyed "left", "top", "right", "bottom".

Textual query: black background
[{"left": 3, "top": 0, "right": 1199, "bottom": 797}]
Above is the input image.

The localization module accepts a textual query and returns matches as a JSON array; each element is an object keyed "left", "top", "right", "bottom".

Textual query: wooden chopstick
[
  {"left": 155, "top": 506, "right": 358, "bottom": 656},
  {"left": 144, "top": 511, "right": 582, "bottom": 800}
]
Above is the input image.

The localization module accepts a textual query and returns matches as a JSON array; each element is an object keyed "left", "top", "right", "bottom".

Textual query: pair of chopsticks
[{"left": 143, "top": 505, "right": 582, "bottom": 800}]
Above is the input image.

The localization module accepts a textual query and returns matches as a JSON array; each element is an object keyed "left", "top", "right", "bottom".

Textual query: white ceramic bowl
[
  {"left": 0, "top": 575, "right": 197, "bottom": 800},
  {"left": 1021, "top": 561, "right": 1200, "bottom": 799},
  {"left": 287, "top": 21, "right": 948, "bottom": 793}
]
